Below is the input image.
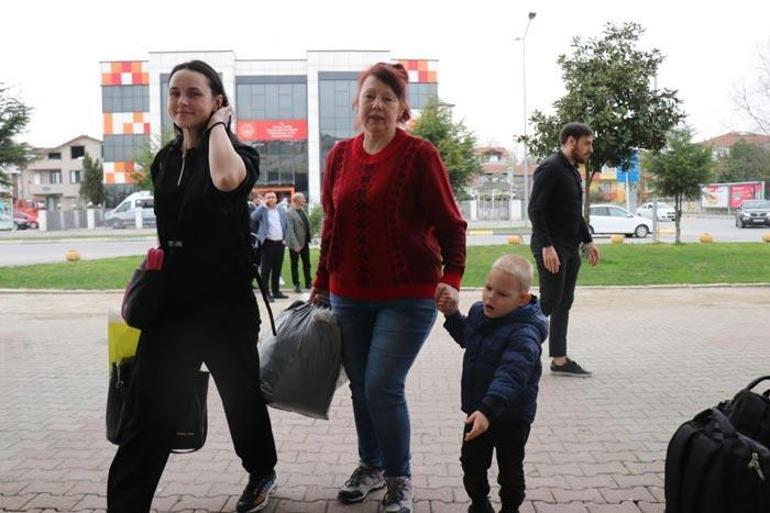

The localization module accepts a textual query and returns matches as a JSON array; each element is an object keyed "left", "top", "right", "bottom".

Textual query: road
[
  {"left": 0, "top": 215, "right": 767, "bottom": 266},
  {"left": 468, "top": 215, "right": 770, "bottom": 246}
]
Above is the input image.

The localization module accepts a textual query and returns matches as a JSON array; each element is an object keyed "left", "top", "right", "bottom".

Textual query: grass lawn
[{"left": 0, "top": 243, "right": 768, "bottom": 290}]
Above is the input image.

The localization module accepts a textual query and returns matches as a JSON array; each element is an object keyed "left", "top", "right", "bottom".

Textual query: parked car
[
  {"left": 13, "top": 216, "right": 30, "bottom": 230},
  {"left": 735, "top": 199, "right": 770, "bottom": 228},
  {"left": 13, "top": 210, "right": 38, "bottom": 229},
  {"left": 636, "top": 201, "right": 676, "bottom": 221},
  {"left": 0, "top": 213, "right": 30, "bottom": 230},
  {"left": 105, "top": 191, "right": 156, "bottom": 229},
  {"left": 589, "top": 204, "right": 653, "bottom": 238}
]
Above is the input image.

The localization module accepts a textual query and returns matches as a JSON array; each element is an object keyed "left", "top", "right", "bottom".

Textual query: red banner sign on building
[{"left": 237, "top": 120, "right": 308, "bottom": 141}]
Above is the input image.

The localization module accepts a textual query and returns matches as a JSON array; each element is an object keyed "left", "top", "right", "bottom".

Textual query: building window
[
  {"left": 48, "top": 152, "right": 61, "bottom": 160},
  {"left": 103, "top": 134, "right": 148, "bottom": 162},
  {"left": 34, "top": 173, "right": 42, "bottom": 185},
  {"left": 319, "top": 77, "right": 358, "bottom": 175},
  {"left": 253, "top": 140, "right": 309, "bottom": 193},
  {"left": 102, "top": 85, "right": 150, "bottom": 112},
  {"left": 488, "top": 154, "right": 500, "bottom": 162},
  {"left": 50, "top": 171, "right": 62, "bottom": 184},
  {"left": 408, "top": 82, "right": 438, "bottom": 110},
  {"left": 69, "top": 170, "right": 82, "bottom": 184},
  {"left": 71, "top": 145, "right": 85, "bottom": 159},
  {"left": 236, "top": 81, "right": 307, "bottom": 120}
]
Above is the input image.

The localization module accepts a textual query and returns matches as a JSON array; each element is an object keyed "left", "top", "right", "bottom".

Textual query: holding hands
[{"left": 435, "top": 283, "right": 459, "bottom": 315}]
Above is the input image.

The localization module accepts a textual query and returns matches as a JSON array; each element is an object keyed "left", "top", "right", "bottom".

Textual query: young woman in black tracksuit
[{"left": 107, "top": 60, "right": 278, "bottom": 513}]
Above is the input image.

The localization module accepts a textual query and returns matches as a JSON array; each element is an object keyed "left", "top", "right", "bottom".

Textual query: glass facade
[
  {"left": 318, "top": 72, "right": 358, "bottom": 176},
  {"left": 102, "top": 85, "right": 150, "bottom": 112},
  {"left": 160, "top": 75, "right": 171, "bottom": 136},
  {"left": 103, "top": 134, "right": 148, "bottom": 162},
  {"left": 236, "top": 76, "right": 308, "bottom": 194},
  {"left": 237, "top": 81, "right": 307, "bottom": 120},
  {"left": 408, "top": 82, "right": 439, "bottom": 110}
]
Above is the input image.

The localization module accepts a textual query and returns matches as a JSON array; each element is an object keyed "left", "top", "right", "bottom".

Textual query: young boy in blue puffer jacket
[{"left": 438, "top": 254, "right": 548, "bottom": 513}]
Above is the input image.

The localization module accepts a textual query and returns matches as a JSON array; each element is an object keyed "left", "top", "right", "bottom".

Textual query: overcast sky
[{"left": 2, "top": 0, "right": 768, "bottom": 149}]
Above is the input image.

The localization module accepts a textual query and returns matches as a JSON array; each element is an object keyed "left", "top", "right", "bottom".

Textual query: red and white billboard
[
  {"left": 729, "top": 182, "right": 764, "bottom": 209},
  {"left": 701, "top": 184, "right": 729, "bottom": 209},
  {"left": 701, "top": 181, "right": 765, "bottom": 209},
  {"left": 237, "top": 120, "right": 308, "bottom": 141}
]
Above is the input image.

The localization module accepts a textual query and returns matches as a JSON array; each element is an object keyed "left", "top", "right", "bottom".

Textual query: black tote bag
[{"left": 106, "top": 357, "right": 209, "bottom": 453}]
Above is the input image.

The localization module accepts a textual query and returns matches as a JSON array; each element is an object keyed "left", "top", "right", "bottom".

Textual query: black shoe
[
  {"left": 294, "top": 285, "right": 302, "bottom": 293},
  {"left": 236, "top": 470, "right": 277, "bottom": 513},
  {"left": 468, "top": 498, "right": 494, "bottom": 513},
  {"left": 550, "top": 358, "right": 592, "bottom": 378},
  {"left": 272, "top": 292, "right": 289, "bottom": 299}
]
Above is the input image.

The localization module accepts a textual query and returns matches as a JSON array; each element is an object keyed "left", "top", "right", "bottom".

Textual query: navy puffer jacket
[{"left": 443, "top": 296, "right": 548, "bottom": 423}]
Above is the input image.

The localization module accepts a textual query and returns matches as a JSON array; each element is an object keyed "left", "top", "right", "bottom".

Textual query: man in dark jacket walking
[
  {"left": 438, "top": 254, "right": 548, "bottom": 513},
  {"left": 528, "top": 122, "right": 600, "bottom": 378}
]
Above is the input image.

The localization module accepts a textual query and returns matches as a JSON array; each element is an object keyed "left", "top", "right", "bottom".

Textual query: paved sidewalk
[{"left": 1, "top": 287, "right": 769, "bottom": 513}]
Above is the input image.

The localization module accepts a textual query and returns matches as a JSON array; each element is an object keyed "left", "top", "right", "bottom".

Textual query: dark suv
[{"left": 736, "top": 199, "right": 770, "bottom": 228}]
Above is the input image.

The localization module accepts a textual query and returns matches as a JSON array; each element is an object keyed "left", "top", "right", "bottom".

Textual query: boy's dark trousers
[
  {"left": 107, "top": 302, "right": 277, "bottom": 513},
  {"left": 461, "top": 419, "right": 531, "bottom": 512},
  {"left": 531, "top": 243, "right": 581, "bottom": 358}
]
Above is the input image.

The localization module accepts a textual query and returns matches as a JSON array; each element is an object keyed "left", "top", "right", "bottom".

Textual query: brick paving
[{"left": 1, "top": 286, "right": 769, "bottom": 512}]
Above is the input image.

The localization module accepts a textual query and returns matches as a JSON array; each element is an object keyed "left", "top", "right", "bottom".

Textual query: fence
[{"left": 38, "top": 209, "right": 106, "bottom": 231}]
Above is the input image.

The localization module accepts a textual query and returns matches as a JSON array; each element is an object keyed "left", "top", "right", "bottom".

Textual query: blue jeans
[{"left": 331, "top": 294, "right": 437, "bottom": 478}]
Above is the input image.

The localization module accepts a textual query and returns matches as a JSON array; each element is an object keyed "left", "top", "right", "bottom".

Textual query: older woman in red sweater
[{"left": 310, "top": 62, "right": 467, "bottom": 513}]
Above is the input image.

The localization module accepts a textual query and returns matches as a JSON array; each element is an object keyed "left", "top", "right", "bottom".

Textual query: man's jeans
[
  {"left": 331, "top": 294, "right": 437, "bottom": 478},
  {"left": 532, "top": 244, "right": 581, "bottom": 358}
]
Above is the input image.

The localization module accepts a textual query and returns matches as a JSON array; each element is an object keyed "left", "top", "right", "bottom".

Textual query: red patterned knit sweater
[{"left": 314, "top": 128, "right": 467, "bottom": 300}]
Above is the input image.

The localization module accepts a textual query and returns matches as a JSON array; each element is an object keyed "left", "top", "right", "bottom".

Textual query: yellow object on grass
[{"left": 107, "top": 307, "right": 140, "bottom": 369}]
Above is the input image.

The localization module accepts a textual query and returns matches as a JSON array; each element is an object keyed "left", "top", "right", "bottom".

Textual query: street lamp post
[{"left": 516, "top": 12, "right": 536, "bottom": 226}]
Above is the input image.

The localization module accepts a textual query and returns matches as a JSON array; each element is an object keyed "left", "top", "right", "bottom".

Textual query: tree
[
  {"left": 131, "top": 129, "right": 174, "bottom": 190},
  {"left": 80, "top": 154, "right": 105, "bottom": 206},
  {"left": 410, "top": 97, "right": 482, "bottom": 194},
  {"left": 713, "top": 139, "right": 770, "bottom": 183},
  {"left": 0, "top": 85, "right": 35, "bottom": 186},
  {"left": 647, "top": 127, "right": 712, "bottom": 243},
  {"left": 526, "top": 22, "right": 685, "bottom": 221},
  {"left": 733, "top": 41, "right": 770, "bottom": 135}
]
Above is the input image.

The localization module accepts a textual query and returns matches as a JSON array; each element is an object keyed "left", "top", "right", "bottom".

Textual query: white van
[{"left": 105, "top": 191, "right": 156, "bottom": 229}]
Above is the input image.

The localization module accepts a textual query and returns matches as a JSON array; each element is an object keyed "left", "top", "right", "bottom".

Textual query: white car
[
  {"left": 589, "top": 204, "right": 653, "bottom": 238},
  {"left": 105, "top": 191, "right": 156, "bottom": 229},
  {"left": 636, "top": 201, "right": 675, "bottom": 221}
]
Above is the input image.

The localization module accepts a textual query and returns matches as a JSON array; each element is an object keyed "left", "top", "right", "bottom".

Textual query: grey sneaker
[
  {"left": 337, "top": 464, "right": 386, "bottom": 504},
  {"left": 550, "top": 358, "right": 592, "bottom": 378},
  {"left": 382, "top": 477, "right": 413, "bottom": 513}
]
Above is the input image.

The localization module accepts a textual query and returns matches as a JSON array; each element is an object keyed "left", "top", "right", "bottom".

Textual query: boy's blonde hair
[{"left": 491, "top": 254, "right": 533, "bottom": 293}]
